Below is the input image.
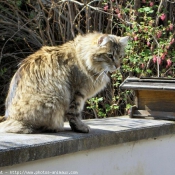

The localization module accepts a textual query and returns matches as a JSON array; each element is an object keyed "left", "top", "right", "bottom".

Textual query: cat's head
[
  {"left": 94, "top": 34, "right": 129, "bottom": 73},
  {"left": 77, "top": 33, "right": 129, "bottom": 73}
]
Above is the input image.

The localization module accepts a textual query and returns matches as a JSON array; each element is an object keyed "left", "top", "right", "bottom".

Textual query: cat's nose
[
  {"left": 114, "top": 61, "right": 120, "bottom": 69},
  {"left": 110, "top": 64, "right": 118, "bottom": 73}
]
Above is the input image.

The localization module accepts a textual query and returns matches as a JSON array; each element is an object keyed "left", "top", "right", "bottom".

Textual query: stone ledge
[{"left": 0, "top": 117, "right": 175, "bottom": 167}]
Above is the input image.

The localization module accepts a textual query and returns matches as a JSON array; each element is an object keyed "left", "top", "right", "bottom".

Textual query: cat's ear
[
  {"left": 97, "top": 35, "right": 111, "bottom": 47},
  {"left": 119, "top": 36, "right": 129, "bottom": 47}
]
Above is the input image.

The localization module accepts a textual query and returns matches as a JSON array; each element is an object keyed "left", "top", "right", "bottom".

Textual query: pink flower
[
  {"left": 152, "top": 55, "right": 161, "bottom": 64},
  {"left": 104, "top": 5, "right": 108, "bottom": 11},
  {"left": 117, "top": 13, "right": 122, "bottom": 19},
  {"left": 158, "top": 57, "right": 162, "bottom": 65},
  {"left": 167, "top": 59, "right": 172, "bottom": 67},
  {"left": 134, "top": 35, "right": 138, "bottom": 41},
  {"left": 142, "top": 0, "right": 146, "bottom": 3},
  {"left": 170, "top": 38, "right": 175, "bottom": 45},
  {"left": 153, "top": 55, "right": 157, "bottom": 63},
  {"left": 141, "top": 63, "right": 145, "bottom": 69},
  {"left": 160, "top": 13, "right": 166, "bottom": 21},
  {"left": 169, "top": 24, "right": 173, "bottom": 31},
  {"left": 157, "top": 31, "right": 162, "bottom": 38},
  {"left": 147, "top": 41, "right": 151, "bottom": 47},
  {"left": 161, "top": 52, "right": 167, "bottom": 60},
  {"left": 150, "top": 1, "right": 154, "bottom": 7},
  {"left": 166, "top": 45, "right": 170, "bottom": 50},
  {"left": 115, "top": 8, "right": 120, "bottom": 14}
]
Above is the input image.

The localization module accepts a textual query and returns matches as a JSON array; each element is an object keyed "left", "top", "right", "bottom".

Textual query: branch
[
  {"left": 67, "top": 2, "right": 75, "bottom": 37},
  {"left": 155, "top": 0, "right": 165, "bottom": 26},
  {"left": 59, "top": 0, "right": 84, "bottom": 6},
  {"left": 59, "top": 0, "right": 100, "bottom": 10}
]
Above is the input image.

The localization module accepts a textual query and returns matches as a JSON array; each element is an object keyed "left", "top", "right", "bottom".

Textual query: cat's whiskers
[{"left": 94, "top": 70, "right": 107, "bottom": 85}]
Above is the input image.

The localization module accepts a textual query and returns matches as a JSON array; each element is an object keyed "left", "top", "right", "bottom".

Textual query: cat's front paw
[
  {"left": 69, "top": 118, "right": 90, "bottom": 133},
  {"left": 76, "top": 124, "right": 90, "bottom": 133}
]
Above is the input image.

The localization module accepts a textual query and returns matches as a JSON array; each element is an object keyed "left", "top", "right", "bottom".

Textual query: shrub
[
  {"left": 86, "top": 0, "right": 175, "bottom": 118},
  {"left": 0, "top": 0, "right": 174, "bottom": 118}
]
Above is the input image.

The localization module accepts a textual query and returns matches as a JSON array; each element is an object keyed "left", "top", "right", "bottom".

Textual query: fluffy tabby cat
[{"left": 0, "top": 32, "right": 128, "bottom": 134}]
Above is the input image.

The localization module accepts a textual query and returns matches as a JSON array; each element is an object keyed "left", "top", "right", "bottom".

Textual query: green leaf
[
  {"left": 146, "top": 69, "right": 152, "bottom": 74},
  {"left": 97, "top": 97, "right": 103, "bottom": 102},
  {"left": 135, "top": 67, "right": 141, "bottom": 73}
]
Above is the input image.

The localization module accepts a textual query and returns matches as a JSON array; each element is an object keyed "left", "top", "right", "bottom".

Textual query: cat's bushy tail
[{"left": 0, "top": 117, "right": 33, "bottom": 133}]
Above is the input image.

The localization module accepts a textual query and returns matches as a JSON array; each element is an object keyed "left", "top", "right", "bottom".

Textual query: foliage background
[{"left": 0, "top": 0, "right": 175, "bottom": 118}]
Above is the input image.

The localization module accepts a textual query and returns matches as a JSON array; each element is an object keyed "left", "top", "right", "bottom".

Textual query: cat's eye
[{"left": 107, "top": 54, "right": 113, "bottom": 60}]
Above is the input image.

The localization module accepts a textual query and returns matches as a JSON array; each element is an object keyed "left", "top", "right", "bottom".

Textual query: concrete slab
[{"left": 0, "top": 117, "right": 175, "bottom": 167}]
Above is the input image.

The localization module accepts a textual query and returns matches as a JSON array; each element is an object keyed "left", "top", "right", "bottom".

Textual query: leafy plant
[
  {"left": 0, "top": 0, "right": 174, "bottom": 118},
  {"left": 87, "top": 0, "right": 175, "bottom": 118}
]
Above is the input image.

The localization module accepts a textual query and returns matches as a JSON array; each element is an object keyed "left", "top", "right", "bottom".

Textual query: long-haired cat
[{"left": 0, "top": 32, "right": 128, "bottom": 133}]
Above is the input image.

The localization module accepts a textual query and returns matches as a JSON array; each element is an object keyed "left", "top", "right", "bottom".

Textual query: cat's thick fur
[{"left": 0, "top": 32, "right": 128, "bottom": 133}]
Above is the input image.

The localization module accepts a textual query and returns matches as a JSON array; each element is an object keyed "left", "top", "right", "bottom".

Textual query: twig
[
  {"left": 155, "top": 0, "right": 164, "bottom": 26},
  {"left": 67, "top": 2, "right": 75, "bottom": 37},
  {"left": 163, "top": 63, "right": 175, "bottom": 76},
  {"left": 0, "top": 21, "right": 31, "bottom": 63},
  {"left": 152, "top": 35, "right": 160, "bottom": 77}
]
